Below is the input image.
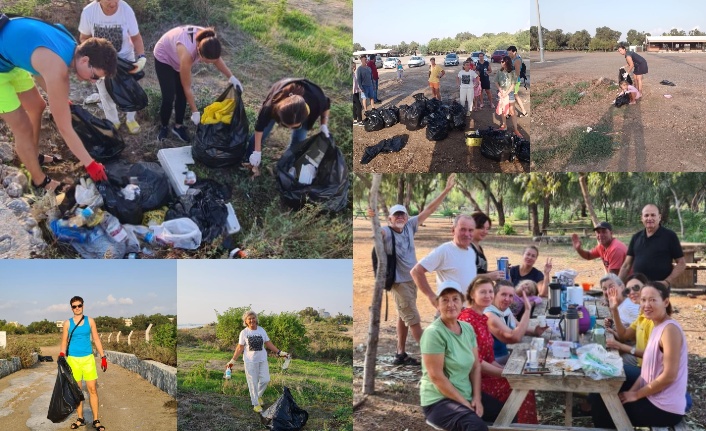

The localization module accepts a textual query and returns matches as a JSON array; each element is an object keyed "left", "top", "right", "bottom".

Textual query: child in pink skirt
[
  {"left": 619, "top": 80, "right": 641, "bottom": 104},
  {"left": 471, "top": 62, "right": 482, "bottom": 111}
]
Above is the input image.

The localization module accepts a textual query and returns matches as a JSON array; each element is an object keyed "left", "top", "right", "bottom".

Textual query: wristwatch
[{"left": 630, "top": 347, "right": 636, "bottom": 355}]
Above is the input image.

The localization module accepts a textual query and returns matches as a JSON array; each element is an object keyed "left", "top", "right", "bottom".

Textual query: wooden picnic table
[{"left": 492, "top": 298, "right": 630, "bottom": 431}]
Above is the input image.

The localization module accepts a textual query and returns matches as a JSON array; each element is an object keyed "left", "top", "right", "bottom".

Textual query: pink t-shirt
[
  {"left": 153, "top": 25, "right": 202, "bottom": 71},
  {"left": 640, "top": 319, "right": 687, "bottom": 414},
  {"left": 588, "top": 238, "right": 627, "bottom": 272}
]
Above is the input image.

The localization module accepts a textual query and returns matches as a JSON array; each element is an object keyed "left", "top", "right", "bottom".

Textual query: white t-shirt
[
  {"left": 617, "top": 299, "right": 640, "bottom": 326},
  {"left": 458, "top": 70, "right": 478, "bottom": 88},
  {"left": 238, "top": 326, "right": 270, "bottom": 363},
  {"left": 419, "top": 241, "right": 477, "bottom": 291},
  {"left": 78, "top": 0, "right": 140, "bottom": 61}
]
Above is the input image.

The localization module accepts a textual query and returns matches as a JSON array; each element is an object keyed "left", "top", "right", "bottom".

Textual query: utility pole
[{"left": 535, "top": 0, "right": 545, "bottom": 62}]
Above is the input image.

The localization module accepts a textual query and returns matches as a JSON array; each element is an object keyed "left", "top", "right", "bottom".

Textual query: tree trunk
[
  {"left": 541, "top": 195, "right": 550, "bottom": 230},
  {"left": 669, "top": 187, "right": 684, "bottom": 238},
  {"left": 581, "top": 202, "right": 587, "bottom": 218},
  {"left": 456, "top": 184, "right": 482, "bottom": 212},
  {"left": 485, "top": 194, "right": 490, "bottom": 216},
  {"left": 661, "top": 196, "right": 670, "bottom": 225},
  {"left": 356, "top": 173, "right": 388, "bottom": 216},
  {"left": 364, "top": 174, "right": 385, "bottom": 395},
  {"left": 496, "top": 199, "right": 506, "bottom": 227},
  {"left": 578, "top": 173, "right": 599, "bottom": 226},
  {"left": 475, "top": 177, "right": 505, "bottom": 226},
  {"left": 397, "top": 175, "right": 405, "bottom": 206},
  {"left": 404, "top": 175, "right": 413, "bottom": 209},
  {"left": 530, "top": 203, "right": 540, "bottom": 236}
]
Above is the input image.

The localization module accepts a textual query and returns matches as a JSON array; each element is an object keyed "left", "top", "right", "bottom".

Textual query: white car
[
  {"left": 407, "top": 56, "right": 425, "bottom": 68},
  {"left": 444, "top": 53, "right": 459, "bottom": 66},
  {"left": 383, "top": 57, "right": 400, "bottom": 69}
]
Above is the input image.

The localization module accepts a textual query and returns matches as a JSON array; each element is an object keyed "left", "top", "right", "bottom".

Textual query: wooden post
[
  {"left": 107, "top": 333, "right": 112, "bottom": 342},
  {"left": 363, "top": 174, "right": 386, "bottom": 395},
  {"left": 128, "top": 330, "right": 134, "bottom": 346},
  {"left": 116, "top": 331, "right": 121, "bottom": 343},
  {"left": 146, "top": 323, "right": 153, "bottom": 343}
]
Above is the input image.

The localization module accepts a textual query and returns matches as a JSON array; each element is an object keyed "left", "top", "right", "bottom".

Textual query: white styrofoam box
[
  {"left": 226, "top": 203, "right": 240, "bottom": 234},
  {"left": 157, "top": 146, "right": 193, "bottom": 196}
]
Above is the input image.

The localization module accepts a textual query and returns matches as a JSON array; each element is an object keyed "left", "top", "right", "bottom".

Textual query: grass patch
[
  {"left": 575, "top": 81, "right": 590, "bottom": 90},
  {"left": 531, "top": 88, "right": 559, "bottom": 106},
  {"left": 532, "top": 124, "right": 615, "bottom": 167},
  {"left": 560, "top": 89, "right": 583, "bottom": 106}
]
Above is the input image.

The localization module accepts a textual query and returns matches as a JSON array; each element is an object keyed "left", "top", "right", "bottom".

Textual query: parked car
[
  {"left": 383, "top": 57, "right": 400, "bottom": 69},
  {"left": 444, "top": 53, "right": 459, "bottom": 66},
  {"left": 373, "top": 55, "right": 383, "bottom": 69},
  {"left": 471, "top": 51, "right": 484, "bottom": 64},
  {"left": 407, "top": 56, "right": 425, "bottom": 68},
  {"left": 491, "top": 49, "right": 508, "bottom": 63}
]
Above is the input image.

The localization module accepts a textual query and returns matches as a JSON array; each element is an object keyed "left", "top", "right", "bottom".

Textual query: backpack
[
  {"left": 371, "top": 227, "right": 397, "bottom": 321},
  {"left": 519, "top": 62, "right": 527, "bottom": 89}
]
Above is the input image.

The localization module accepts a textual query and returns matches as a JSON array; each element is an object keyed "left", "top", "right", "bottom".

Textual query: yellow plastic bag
[{"left": 202, "top": 99, "right": 236, "bottom": 124}]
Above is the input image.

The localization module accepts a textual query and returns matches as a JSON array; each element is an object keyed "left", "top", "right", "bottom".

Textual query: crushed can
[{"left": 497, "top": 257, "right": 510, "bottom": 280}]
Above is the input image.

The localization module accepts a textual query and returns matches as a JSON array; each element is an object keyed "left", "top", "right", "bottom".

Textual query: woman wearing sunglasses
[
  {"left": 246, "top": 78, "right": 331, "bottom": 172},
  {"left": 0, "top": 16, "right": 116, "bottom": 192},
  {"left": 153, "top": 25, "right": 243, "bottom": 143}
]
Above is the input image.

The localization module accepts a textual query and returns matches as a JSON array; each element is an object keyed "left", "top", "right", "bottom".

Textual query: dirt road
[
  {"left": 0, "top": 344, "right": 176, "bottom": 431},
  {"left": 353, "top": 57, "right": 530, "bottom": 173},
  {"left": 531, "top": 51, "right": 706, "bottom": 171}
]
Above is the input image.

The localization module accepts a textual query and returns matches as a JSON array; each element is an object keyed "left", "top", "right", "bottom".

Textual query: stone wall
[
  {"left": 105, "top": 351, "right": 176, "bottom": 398},
  {"left": 0, "top": 352, "right": 37, "bottom": 378}
]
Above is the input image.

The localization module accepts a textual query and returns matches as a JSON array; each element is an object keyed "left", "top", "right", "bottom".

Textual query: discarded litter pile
[
  {"left": 360, "top": 135, "right": 409, "bottom": 164},
  {"left": 478, "top": 127, "right": 530, "bottom": 163}
]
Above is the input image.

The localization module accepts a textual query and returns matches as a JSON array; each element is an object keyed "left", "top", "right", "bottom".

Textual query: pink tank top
[
  {"left": 640, "top": 319, "right": 687, "bottom": 414},
  {"left": 153, "top": 25, "right": 202, "bottom": 71}
]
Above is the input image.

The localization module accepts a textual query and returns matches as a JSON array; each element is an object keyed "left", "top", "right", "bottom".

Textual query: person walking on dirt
[
  {"left": 356, "top": 55, "right": 374, "bottom": 111},
  {"left": 396, "top": 58, "right": 404, "bottom": 83},
  {"left": 366, "top": 55, "right": 382, "bottom": 103},
  {"left": 428, "top": 57, "right": 445, "bottom": 101},
  {"left": 79, "top": 0, "right": 147, "bottom": 134},
  {"left": 495, "top": 56, "right": 522, "bottom": 138},
  {"left": 153, "top": 26, "right": 243, "bottom": 143},
  {"left": 227, "top": 310, "right": 288, "bottom": 413},
  {"left": 0, "top": 16, "right": 116, "bottom": 193},
  {"left": 507, "top": 46, "right": 527, "bottom": 117},
  {"left": 60, "top": 296, "right": 108, "bottom": 431},
  {"left": 352, "top": 62, "right": 364, "bottom": 126},
  {"left": 246, "top": 78, "right": 331, "bottom": 172},
  {"left": 475, "top": 53, "right": 494, "bottom": 109},
  {"left": 457, "top": 61, "right": 477, "bottom": 117},
  {"left": 370, "top": 174, "right": 456, "bottom": 366},
  {"left": 617, "top": 45, "right": 648, "bottom": 96}
]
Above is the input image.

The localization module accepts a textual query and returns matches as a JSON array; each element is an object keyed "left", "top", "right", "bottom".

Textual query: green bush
[
  {"left": 256, "top": 312, "right": 310, "bottom": 355},
  {"left": 513, "top": 207, "right": 528, "bottom": 220},
  {"left": 0, "top": 338, "right": 42, "bottom": 368},
  {"left": 215, "top": 306, "right": 251, "bottom": 349},
  {"left": 104, "top": 341, "right": 176, "bottom": 367},
  {"left": 498, "top": 223, "right": 517, "bottom": 235},
  {"left": 152, "top": 323, "right": 177, "bottom": 349}
]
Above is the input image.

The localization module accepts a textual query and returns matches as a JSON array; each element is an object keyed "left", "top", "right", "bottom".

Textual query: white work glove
[
  {"left": 191, "top": 111, "right": 201, "bottom": 125},
  {"left": 249, "top": 151, "right": 261, "bottom": 167},
  {"left": 131, "top": 56, "right": 147, "bottom": 74},
  {"left": 622, "top": 73, "right": 628, "bottom": 79},
  {"left": 278, "top": 350, "right": 288, "bottom": 357},
  {"left": 229, "top": 75, "right": 243, "bottom": 92},
  {"left": 320, "top": 124, "right": 330, "bottom": 138},
  {"left": 227, "top": 359, "right": 236, "bottom": 368}
]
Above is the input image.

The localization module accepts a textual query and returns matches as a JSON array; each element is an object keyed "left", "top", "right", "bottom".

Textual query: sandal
[
  {"left": 32, "top": 174, "right": 67, "bottom": 194},
  {"left": 393, "top": 352, "right": 421, "bottom": 366},
  {"left": 38, "top": 153, "right": 63, "bottom": 166},
  {"left": 70, "top": 418, "right": 85, "bottom": 429},
  {"left": 497, "top": 125, "right": 507, "bottom": 131},
  {"left": 92, "top": 419, "right": 106, "bottom": 431}
]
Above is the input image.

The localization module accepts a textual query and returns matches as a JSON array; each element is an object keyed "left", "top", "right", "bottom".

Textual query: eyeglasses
[
  {"left": 392, "top": 212, "right": 407, "bottom": 218},
  {"left": 628, "top": 284, "right": 643, "bottom": 292},
  {"left": 71, "top": 304, "right": 83, "bottom": 309},
  {"left": 89, "top": 65, "right": 99, "bottom": 81}
]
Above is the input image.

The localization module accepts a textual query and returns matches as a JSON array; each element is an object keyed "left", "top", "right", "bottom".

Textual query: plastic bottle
[
  {"left": 100, "top": 213, "right": 127, "bottom": 243},
  {"left": 224, "top": 368, "right": 232, "bottom": 380},
  {"left": 50, "top": 219, "right": 89, "bottom": 243},
  {"left": 282, "top": 355, "right": 291, "bottom": 370},
  {"left": 81, "top": 207, "right": 104, "bottom": 228}
]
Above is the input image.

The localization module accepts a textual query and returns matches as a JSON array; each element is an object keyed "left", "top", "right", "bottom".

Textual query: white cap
[
  {"left": 389, "top": 204, "right": 408, "bottom": 215},
  {"left": 436, "top": 280, "right": 463, "bottom": 297}
]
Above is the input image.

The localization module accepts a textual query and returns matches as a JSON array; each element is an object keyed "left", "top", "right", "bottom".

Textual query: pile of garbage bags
[
  {"left": 478, "top": 127, "right": 531, "bottom": 163},
  {"left": 70, "top": 104, "right": 125, "bottom": 162},
  {"left": 397, "top": 94, "right": 467, "bottom": 141}
]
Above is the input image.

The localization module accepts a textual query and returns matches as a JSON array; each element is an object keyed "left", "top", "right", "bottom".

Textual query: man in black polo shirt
[{"left": 618, "top": 204, "right": 685, "bottom": 286}]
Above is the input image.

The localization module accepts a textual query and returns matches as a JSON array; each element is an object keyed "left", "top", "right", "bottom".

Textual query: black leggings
[
  {"left": 154, "top": 58, "right": 187, "bottom": 127},
  {"left": 352, "top": 92, "right": 363, "bottom": 121},
  {"left": 590, "top": 393, "right": 683, "bottom": 427},
  {"left": 422, "top": 393, "right": 504, "bottom": 431}
]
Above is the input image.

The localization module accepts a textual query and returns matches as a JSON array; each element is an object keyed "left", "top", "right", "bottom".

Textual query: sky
[
  {"left": 177, "top": 260, "right": 352, "bottom": 326},
  {"left": 530, "top": 0, "right": 705, "bottom": 39},
  {"left": 353, "top": 0, "right": 529, "bottom": 51},
  {"left": 0, "top": 260, "right": 177, "bottom": 325}
]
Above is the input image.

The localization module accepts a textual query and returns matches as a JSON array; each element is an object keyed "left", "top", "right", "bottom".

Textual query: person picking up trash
[
  {"left": 153, "top": 25, "right": 243, "bottom": 143},
  {"left": 226, "top": 310, "right": 289, "bottom": 413},
  {"left": 0, "top": 15, "right": 116, "bottom": 193},
  {"left": 617, "top": 80, "right": 641, "bottom": 105},
  {"left": 245, "top": 78, "right": 331, "bottom": 174}
]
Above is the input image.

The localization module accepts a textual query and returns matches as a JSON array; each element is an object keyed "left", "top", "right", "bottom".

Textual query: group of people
[
  {"left": 373, "top": 191, "right": 689, "bottom": 430},
  {"left": 616, "top": 44, "right": 648, "bottom": 104},
  {"left": 0, "top": 0, "right": 331, "bottom": 192}
]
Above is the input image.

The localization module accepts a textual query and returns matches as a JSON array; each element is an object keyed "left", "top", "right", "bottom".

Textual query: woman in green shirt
[
  {"left": 494, "top": 56, "right": 522, "bottom": 138},
  {"left": 420, "top": 280, "right": 488, "bottom": 431}
]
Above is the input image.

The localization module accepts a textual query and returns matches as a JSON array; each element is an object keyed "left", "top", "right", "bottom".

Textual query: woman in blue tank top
[
  {"left": 60, "top": 296, "right": 108, "bottom": 431},
  {"left": 0, "top": 16, "right": 117, "bottom": 193}
]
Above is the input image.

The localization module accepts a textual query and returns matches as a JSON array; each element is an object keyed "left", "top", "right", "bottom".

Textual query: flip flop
[{"left": 38, "top": 154, "right": 63, "bottom": 166}]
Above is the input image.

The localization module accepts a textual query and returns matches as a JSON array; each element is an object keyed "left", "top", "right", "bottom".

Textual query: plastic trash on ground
[
  {"left": 150, "top": 218, "right": 202, "bottom": 250},
  {"left": 75, "top": 178, "right": 103, "bottom": 209},
  {"left": 261, "top": 386, "right": 309, "bottom": 431},
  {"left": 104, "top": 58, "right": 148, "bottom": 112},
  {"left": 70, "top": 104, "right": 125, "bottom": 162},
  {"left": 158, "top": 146, "right": 194, "bottom": 196}
]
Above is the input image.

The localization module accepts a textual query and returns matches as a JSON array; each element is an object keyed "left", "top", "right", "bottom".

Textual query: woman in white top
[
  {"left": 227, "top": 310, "right": 288, "bottom": 413},
  {"left": 600, "top": 273, "right": 640, "bottom": 328}
]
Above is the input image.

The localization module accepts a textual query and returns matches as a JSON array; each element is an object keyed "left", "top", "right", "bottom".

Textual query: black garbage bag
[
  {"left": 276, "top": 132, "right": 349, "bottom": 212},
  {"left": 659, "top": 79, "right": 676, "bottom": 86},
  {"left": 412, "top": 92, "right": 427, "bottom": 102},
  {"left": 261, "top": 387, "right": 309, "bottom": 431},
  {"left": 165, "top": 179, "right": 231, "bottom": 243},
  {"left": 479, "top": 127, "right": 511, "bottom": 162},
  {"left": 380, "top": 106, "right": 399, "bottom": 128},
  {"left": 397, "top": 104, "right": 410, "bottom": 125},
  {"left": 47, "top": 356, "right": 84, "bottom": 423},
  {"left": 192, "top": 85, "right": 249, "bottom": 168},
  {"left": 426, "top": 116, "right": 449, "bottom": 141},
  {"left": 360, "top": 134, "right": 409, "bottom": 164},
  {"left": 511, "top": 136, "right": 531, "bottom": 163},
  {"left": 425, "top": 97, "right": 442, "bottom": 114},
  {"left": 105, "top": 161, "right": 172, "bottom": 211},
  {"left": 104, "top": 57, "right": 148, "bottom": 112},
  {"left": 449, "top": 101, "right": 466, "bottom": 130},
  {"left": 363, "top": 108, "right": 385, "bottom": 132},
  {"left": 618, "top": 66, "right": 633, "bottom": 86},
  {"left": 614, "top": 93, "right": 630, "bottom": 107},
  {"left": 97, "top": 181, "right": 143, "bottom": 225},
  {"left": 404, "top": 100, "right": 426, "bottom": 130},
  {"left": 70, "top": 104, "right": 125, "bottom": 162}
]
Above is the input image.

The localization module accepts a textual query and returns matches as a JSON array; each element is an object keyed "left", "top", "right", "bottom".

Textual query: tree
[
  {"left": 398, "top": 41, "right": 408, "bottom": 55},
  {"left": 27, "top": 319, "right": 60, "bottom": 334},
  {"left": 298, "top": 307, "right": 320, "bottom": 320},
  {"left": 409, "top": 41, "right": 419, "bottom": 55},
  {"left": 568, "top": 30, "right": 591, "bottom": 50},
  {"left": 595, "top": 26, "right": 622, "bottom": 43},
  {"left": 152, "top": 323, "right": 176, "bottom": 348},
  {"left": 578, "top": 173, "right": 599, "bottom": 226},
  {"left": 353, "top": 42, "right": 365, "bottom": 52},
  {"left": 689, "top": 28, "right": 705, "bottom": 36},
  {"left": 365, "top": 174, "right": 385, "bottom": 395},
  {"left": 668, "top": 28, "right": 686, "bottom": 36},
  {"left": 626, "top": 29, "right": 649, "bottom": 46}
]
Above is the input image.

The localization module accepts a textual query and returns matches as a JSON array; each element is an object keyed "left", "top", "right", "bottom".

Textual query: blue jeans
[
  {"left": 247, "top": 119, "right": 309, "bottom": 157},
  {"left": 373, "top": 79, "right": 379, "bottom": 100}
]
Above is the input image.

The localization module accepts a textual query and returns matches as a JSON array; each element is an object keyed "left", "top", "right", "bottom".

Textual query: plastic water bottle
[
  {"left": 50, "top": 219, "right": 89, "bottom": 243},
  {"left": 81, "top": 207, "right": 104, "bottom": 228},
  {"left": 224, "top": 368, "right": 232, "bottom": 380},
  {"left": 100, "top": 213, "right": 127, "bottom": 243}
]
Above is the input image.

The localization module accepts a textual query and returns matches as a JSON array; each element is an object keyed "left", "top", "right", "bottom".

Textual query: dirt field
[
  {"left": 531, "top": 51, "right": 706, "bottom": 171},
  {"left": 353, "top": 58, "right": 530, "bottom": 173},
  {"left": 352, "top": 217, "right": 706, "bottom": 430}
]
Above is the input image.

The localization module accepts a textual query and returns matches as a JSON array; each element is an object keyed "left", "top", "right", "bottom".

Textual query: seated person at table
[
  {"left": 591, "top": 281, "right": 688, "bottom": 428},
  {"left": 606, "top": 274, "right": 649, "bottom": 370},
  {"left": 485, "top": 280, "right": 548, "bottom": 365},
  {"left": 507, "top": 279, "right": 543, "bottom": 318},
  {"left": 509, "top": 246, "right": 552, "bottom": 297},
  {"left": 459, "top": 277, "right": 538, "bottom": 424},
  {"left": 600, "top": 273, "right": 640, "bottom": 329}
]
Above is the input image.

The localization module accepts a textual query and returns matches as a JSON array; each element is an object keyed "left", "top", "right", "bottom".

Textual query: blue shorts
[{"left": 361, "top": 85, "right": 374, "bottom": 100}]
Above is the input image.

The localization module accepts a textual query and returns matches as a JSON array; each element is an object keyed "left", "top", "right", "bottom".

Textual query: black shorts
[
  {"left": 481, "top": 78, "right": 491, "bottom": 90},
  {"left": 634, "top": 63, "right": 648, "bottom": 75}
]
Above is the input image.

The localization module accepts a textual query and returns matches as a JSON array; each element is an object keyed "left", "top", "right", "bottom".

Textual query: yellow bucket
[{"left": 465, "top": 131, "right": 482, "bottom": 147}]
